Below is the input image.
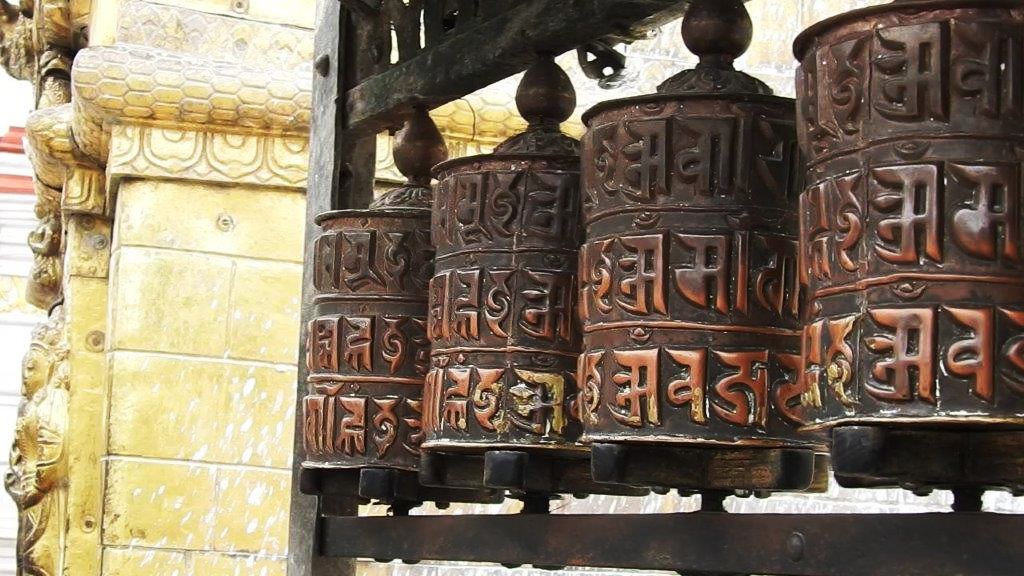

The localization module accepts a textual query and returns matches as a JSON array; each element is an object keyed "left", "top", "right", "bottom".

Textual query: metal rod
[{"left": 321, "top": 512, "right": 1024, "bottom": 576}]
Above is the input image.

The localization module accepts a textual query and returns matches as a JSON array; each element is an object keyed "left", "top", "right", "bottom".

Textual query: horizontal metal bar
[
  {"left": 321, "top": 512, "right": 1024, "bottom": 576},
  {"left": 344, "top": 0, "right": 690, "bottom": 134}
]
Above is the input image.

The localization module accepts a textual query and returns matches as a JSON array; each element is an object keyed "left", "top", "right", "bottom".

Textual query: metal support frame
[{"left": 321, "top": 511, "right": 1024, "bottom": 576}]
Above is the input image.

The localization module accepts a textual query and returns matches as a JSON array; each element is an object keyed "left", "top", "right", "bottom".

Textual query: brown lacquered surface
[
  {"left": 795, "top": 1, "right": 1024, "bottom": 428},
  {"left": 424, "top": 153, "right": 583, "bottom": 451},
  {"left": 303, "top": 209, "right": 434, "bottom": 470},
  {"left": 579, "top": 92, "right": 816, "bottom": 448}
]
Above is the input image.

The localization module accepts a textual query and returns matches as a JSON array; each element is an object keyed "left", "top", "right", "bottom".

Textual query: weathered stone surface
[{"left": 213, "top": 468, "right": 290, "bottom": 555}]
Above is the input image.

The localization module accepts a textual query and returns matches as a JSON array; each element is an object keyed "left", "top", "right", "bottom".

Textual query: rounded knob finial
[
  {"left": 393, "top": 106, "right": 447, "bottom": 186},
  {"left": 681, "top": 0, "right": 752, "bottom": 68},
  {"left": 515, "top": 54, "right": 576, "bottom": 127}
]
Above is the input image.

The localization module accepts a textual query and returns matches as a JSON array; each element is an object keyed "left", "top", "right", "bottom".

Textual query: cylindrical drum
[
  {"left": 424, "top": 151, "right": 582, "bottom": 452},
  {"left": 794, "top": 0, "right": 1024, "bottom": 429},
  {"left": 302, "top": 209, "right": 434, "bottom": 471},
  {"left": 580, "top": 94, "right": 814, "bottom": 448}
]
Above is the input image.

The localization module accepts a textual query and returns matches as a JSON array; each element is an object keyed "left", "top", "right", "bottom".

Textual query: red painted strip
[
  {"left": 0, "top": 127, "right": 26, "bottom": 154},
  {"left": 0, "top": 174, "right": 34, "bottom": 194}
]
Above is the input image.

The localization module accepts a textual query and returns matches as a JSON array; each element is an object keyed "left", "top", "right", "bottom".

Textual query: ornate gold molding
[
  {"left": 115, "top": 0, "right": 313, "bottom": 73},
  {"left": 71, "top": 44, "right": 312, "bottom": 163},
  {"left": 108, "top": 124, "right": 309, "bottom": 190},
  {"left": 5, "top": 305, "right": 69, "bottom": 576}
]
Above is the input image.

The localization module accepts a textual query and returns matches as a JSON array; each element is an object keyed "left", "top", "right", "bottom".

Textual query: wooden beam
[{"left": 344, "top": 0, "right": 691, "bottom": 134}]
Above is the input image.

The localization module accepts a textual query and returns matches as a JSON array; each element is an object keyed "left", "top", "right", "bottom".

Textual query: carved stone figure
[{"left": 4, "top": 307, "right": 69, "bottom": 576}]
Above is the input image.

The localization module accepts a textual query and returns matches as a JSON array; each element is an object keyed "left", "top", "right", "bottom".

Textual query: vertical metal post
[{"left": 288, "top": 1, "right": 364, "bottom": 575}]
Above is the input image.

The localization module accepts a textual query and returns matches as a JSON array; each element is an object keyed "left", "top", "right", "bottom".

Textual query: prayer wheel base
[
  {"left": 299, "top": 467, "right": 503, "bottom": 506},
  {"left": 832, "top": 425, "right": 1024, "bottom": 496},
  {"left": 419, "top": 450, "right": 649, "bottom": 497},
  {"left": 590, "top": 443, "right": 828, "bottom": 494}
]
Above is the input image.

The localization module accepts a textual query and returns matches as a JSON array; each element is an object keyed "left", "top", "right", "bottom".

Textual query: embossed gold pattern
[{"left": 5, "top": 306, "right": 69, "bottom": 576}]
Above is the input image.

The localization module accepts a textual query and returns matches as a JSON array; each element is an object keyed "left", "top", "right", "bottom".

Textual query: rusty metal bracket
[{"left": 321, "top": 511, "right": 1024, "bottom": 576}]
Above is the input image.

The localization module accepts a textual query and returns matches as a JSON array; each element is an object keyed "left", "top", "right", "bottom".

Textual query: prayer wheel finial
[
  {"left": 370, "top": 106, "right": 448, "bottom": 209},
  {"left": 495, "top": 54, "right": 580, "bottom": 155},
  {"left": 658, "top": 0, "right": 771, "bottom": 95}
]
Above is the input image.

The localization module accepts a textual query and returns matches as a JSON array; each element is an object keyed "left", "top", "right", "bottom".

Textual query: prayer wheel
[
  {"left": 301, "top": 111, "right": 499, "bottom": 504},
  {"left": 579, "top": 0, "right": 823, "bottom": 492},
  {"left": 421, "top": 56, "right": 628, "bottom": 496},
  {"left": 795, "top": 0, "right": 1024, "bottom": 492}
]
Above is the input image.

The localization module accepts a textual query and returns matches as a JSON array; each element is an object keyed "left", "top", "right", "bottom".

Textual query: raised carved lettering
[
  {"left": 712, "top": 350, "right": 769, "bottom": 428},
  {"left": 865, "top": 308, "right": 936, "bottom": 403},
  {"left": 610, "top": 349, "right": 660, "bottom": 427}
]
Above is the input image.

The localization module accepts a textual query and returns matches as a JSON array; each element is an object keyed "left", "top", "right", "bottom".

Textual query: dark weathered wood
[
  {"left": 344, "top": 0, "right": 691, "bottom": 134},
  {"left": 832, "top": 426, "right": 1024, "bottom": 492},
  {"left": 287, "top": 3, "right": 360, "bottom": 576},
  {"left": 321, "top": 511, "right": 1024, "bottom": 576},
  {"left": 591, "top": 443, "right": 821, "bottom": 492}
]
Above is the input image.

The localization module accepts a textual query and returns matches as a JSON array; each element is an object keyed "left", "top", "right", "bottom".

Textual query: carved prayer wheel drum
[
  {"left": 423, "top": 57, "right": 585, "bottom": 463},
  {"left": 302, "top": 208, "right": 434, "bottom": 472},
  {"left": 579, "top": 1, "right": 824, "bottom": 492},
  {"left": 794, "top": 0, "right": 1024, "bottom": 434}
]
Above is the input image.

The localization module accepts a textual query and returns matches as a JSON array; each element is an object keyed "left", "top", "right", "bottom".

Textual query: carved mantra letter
[
  {"left": 484, "top": 269, "right": 513, "bottom": 338},
  {"left": 341, "top": 230, "right": 383, "bottom": 290},
  {"left": 343, "top": 317, "right": 373, "bottom": 372},
  {"left": 871, "top": 164, "right": 942, "bottom": 265},
  {"left": 949, "top": 163, "right": 1020, "bottom": 262},
  {"left": 576, "top": 350, "right": 603, "bottom": 424},
  {"left": 521, "top": 270, "right": 573, "bottom": 342},
  {"left": 756, "top": 236, "right": 799, "bottom": 318},
  {"left": 773, "top": 353, "right": 810, "bottom": 426},
  {"left": 865, "top": 308, "right": 936, "bottom": 403},
  {"left": 402, "top": 399, "right": 424, "bottom": 455},
  {"left": 665, "top": 348, "right": 707, "bottom": 424},
  {"left": 428, "top": 273, "right": 451, "bottom": 341},
  {"left": 381, "top": 316, "right": 408, "bottom": 374},
  {"left": 308, "top": 317, "right": 338, "bottom": 372},
  {"left": 622, "top": 118, "right": 670, "bottom": 200},
  {"left": 303, "top": 395, "right": 327, "bottom": 455},
  {"left": 945, "top": 307, "right": 995, "bottom": 403},
  {"left": 1000, "top": 309, "right": 1024, "bottom": 396},
  {"left": 372, "top": 398, "right": 400, "bottom": 457},
  {"left": 610, "top": 348, "right": 660, "bottom": 427},
  {"left": 455, "top": 172, "right": 490, "bottom": 244},
  {"left": 580, "top": 240, "right": 614, "bottom": 317},
  {"left": 442, "top": 368, "right": 471, "bottom": 432},
  {"left": 617, "top": 234, "right": 667, "bottom": 315},
  {"left": 453, "top": 269, "right": 481, "bottom": 340},
  {"left": 872, "top": 22, "right": 948, "bottom": 122},
  {"left": 337, "top": 397, "right": 367, "bottom": 456},
  {"left": 472, "top": 368, "right": 505, "bottom": 431},
  {"left": 673, "top": 234, "right": 730, "bottom": 314},
  {"left": 712, "top": 350, "right": 769, "bottom": 428}
]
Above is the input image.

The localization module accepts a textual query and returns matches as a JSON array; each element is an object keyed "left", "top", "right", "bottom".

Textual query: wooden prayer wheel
[
  {"left": 421, "top": 56, "right": 636, "bottom": 497},
  {"left": 795, "top": 0, "right": 1024, "bottom": 492},
  {"left": 579, "top": 0, "right": 824, "bottom": 492},
  {"left": 300, "top": 111, "right": 500, "bottom": 505}
]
